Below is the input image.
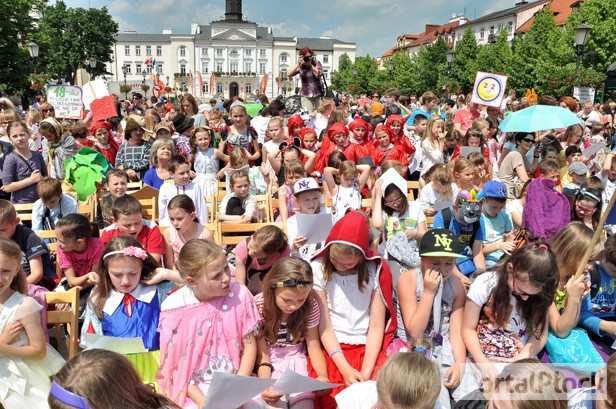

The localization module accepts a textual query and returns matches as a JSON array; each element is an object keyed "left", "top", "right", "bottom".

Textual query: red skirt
[{"left": 307, "top": 343, "right": 388, "bottom": 409}]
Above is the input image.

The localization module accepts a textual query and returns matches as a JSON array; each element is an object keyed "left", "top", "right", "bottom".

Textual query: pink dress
[
  {"left": 157, "top": 282, "right": 261, "bottom": 408},
  {"left": 168, "top": 223, "right": 208, "bottom": 261}
]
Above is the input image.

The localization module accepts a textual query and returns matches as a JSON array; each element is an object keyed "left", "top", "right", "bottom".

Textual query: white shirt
[
  {"left": 158, "top": 181, "right": 208, "bottom": 226},
  {"left": 311, "top": 258, "right": 379, "bottom": 345},
  {"left": 419, "top": 183, "right": 460, "bottom": 212}
]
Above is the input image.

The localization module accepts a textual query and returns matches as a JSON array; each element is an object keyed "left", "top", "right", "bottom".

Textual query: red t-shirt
[
  {"left": 454, "top": 109, "right": 481, "bottom": 134},
  {"left": 101, "top": 219, "right": 165, "bottom": 256}
]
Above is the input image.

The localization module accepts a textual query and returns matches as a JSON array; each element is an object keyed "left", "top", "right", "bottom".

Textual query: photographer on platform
[{"left": 287, "top": 47, "right": 323, "bottom": 113}]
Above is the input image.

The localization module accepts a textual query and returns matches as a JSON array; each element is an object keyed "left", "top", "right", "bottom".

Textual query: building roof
[
  {"left": 456, "top": 0, "right": 550, "bottom": 29},
  {"left": 517, "top": 0, "right": 583, "bottom": 33},
  {"left": 382, "top": 19, "right": 464, "bottom": 57},
  {"left": 295, "top": 37, "right": 354, "bottom": 51},
  {"left": 382, "top": 44, "right": 397, "bottom": 58},
  {"left": 115, "top": 33, "right": 172, "bottom": 42}
]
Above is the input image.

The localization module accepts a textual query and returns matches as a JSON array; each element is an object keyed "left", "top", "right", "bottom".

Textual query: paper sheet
[
  {"left": 295, "top": 213, "right": 333, "bottom": 244},
  {"left": 82, "top": 333, "right": 147, "bottom": 354},
  {"left": 612, "top": 338, "right": 616, "bottom": 350},
  {"left": 460, "top": 146, "right": 481, "bottom": 158},
  {"left": 204, "top": 372, "right": 275, "bottom": 409},
  {"left": 433, "top": 201, "right": 452, "bottom": 212},
  {"left": 582, "top": 142, "right": 606, "bottom": 158},
  {"left": 272, "top": 369, "right": 341, "bottom": 395}
]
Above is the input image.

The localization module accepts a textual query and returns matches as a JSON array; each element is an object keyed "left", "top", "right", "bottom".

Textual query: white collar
[{"left": 103, "top": 283, "right": 157, "bottom": 316}]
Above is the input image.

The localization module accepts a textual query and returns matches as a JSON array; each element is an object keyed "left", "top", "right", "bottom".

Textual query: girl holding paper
[
  {"left": 81, "top": 237, "right": 180, "bottom": 387},
  {"left": 253, "top": 257, "right": 329, "bottom": 408}
]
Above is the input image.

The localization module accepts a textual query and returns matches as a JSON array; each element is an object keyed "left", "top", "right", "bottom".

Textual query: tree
[
  {"left": 450, "top": 27, "right": 479, "bottom": 94},
  {"left": 330, "top": 53, "right": 352, "bottom": 92},
  {"left": 411, "top": 36, "right": 449, "bottom": 95},
  {"left": 34, "top": 1, "right": 118, "bottom": 84},
  {"left": 390, "top": 51, "right": 415, "bottom": 95},
  {"left": 0, "top": 0, "right": 42, "bottom": 95},
  {"left": 476, "top": 29, "right": 512, "bottom": 76}
]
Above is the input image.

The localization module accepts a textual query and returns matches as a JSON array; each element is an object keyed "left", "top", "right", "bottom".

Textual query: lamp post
[
  {"left": 446, "top": 49, "right": 455, "bottom": 84},
  {"left": 121, "top": 65, "right": 128, "bottom": 100},
  {"left": 181, "top": 81, "right": 186, "bottom": 95},
  {"left": 166, "top": 75, "right": 169, "bottom": 86},
  {"left": 142, "top": 71, "right": 147, "bottom": 97},
  {"left": 27, "top": 41, "right": 39, "bottom": 73},
  {"left": 387, "top": 60, "right": 394, "bottom": 80},
  {"left": 86, "top": 57, "right": 97, "bottom": 78},
  {"left": 573, "top": 21, "right": 592, "bottom": 80}
]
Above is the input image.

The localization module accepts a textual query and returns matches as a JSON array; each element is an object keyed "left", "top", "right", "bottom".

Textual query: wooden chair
[
  {"left": 45, "top": 287, "right": 80, "bottom": 359},
  {"left": 407, "top": 181, "right": 420, "bottom": 201},
  {"left": 254, "top": 194, "right": 270, "bottom": 223},
  {"left": 79, "top": 203, "right": 96, "bottom": 222},
  {"left": 129, "top": 185, "right": 160, "bottom": 222},
  {"left": 204, "top": 222, "right": 220, "bottom": 246},
  {"left": 217, "top": 180, "right": 227, "bottom": 195},
  {"left": 35, "top": 230, "right": 63, "bottom": 279},
  {"left": 14, "top": 203, "right": 35, "bottom": 222},
  {"left": 126, "top": 181, "right": 143, "bottom": 194},
  {"left": 219, "top": 222, "right": 286, "bottom": 247},
  {"left": 268, "top": 197, "right": 281, "bottom": 223},
  {"left": 205, "top": 195, "right": 217, "bottom": 224}
]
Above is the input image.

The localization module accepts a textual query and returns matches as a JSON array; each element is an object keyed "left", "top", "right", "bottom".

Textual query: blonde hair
[
  {"left": 284, "top": 159, "right": 306, "bottom": 178},
  {"left": 453, "top": 157, "right": 473, "bottom": 174},
  {"left": 321, "top": 243, "right": 369, "bottom": 291},
  {"left": 376, "top": 352, "right": 440, "bottom": 409},
  {"left": 423, "top": 115, "right": 445, "bottom": 149},
  {"left": 549, "top": 222, "right": 604, "bottom": 278},
  {"left": 381, "top": 160, "right": 407, "bottom": 177},
  {"left": 0, "top": 238, "right": 26, "bottom": 295},
  {"left": 0, "top": 199, "right": 17, "bottom": 224},
  {"left": 430, "top": 165, "right": 455, "bottom": 200},
  {"left": 176, "top": 239, "right": 225, "bottom": 280},
  {"left": 338, "top": 160, "right": 358, "bottom": 179}
]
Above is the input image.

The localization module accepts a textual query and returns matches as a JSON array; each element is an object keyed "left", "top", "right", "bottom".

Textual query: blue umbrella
[{"left": 498, "top": 105, "right": 581, "bottom": 132}]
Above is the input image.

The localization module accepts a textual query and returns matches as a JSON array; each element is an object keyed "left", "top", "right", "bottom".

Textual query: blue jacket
[{"left": 579, "top": 261, "right": 616, "bottom": 336}]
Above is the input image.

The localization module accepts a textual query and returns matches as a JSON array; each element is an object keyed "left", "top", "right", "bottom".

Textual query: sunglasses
[
  {"left": 522, "top": 138, "right": 535, "bottom": 143},
  {"left": 42, "top": 108, "right": 54, "bottom": 113},
  {"left": 511, "top": 274, "right": 534, "bottom": 299},
  {"left": 575, "top": 201, "right": 597, "bottom": 215}
]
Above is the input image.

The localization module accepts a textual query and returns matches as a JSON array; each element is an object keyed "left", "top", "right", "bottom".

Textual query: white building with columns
[{"left": 107, "top": 0, "right": 355, "bottom": 101}]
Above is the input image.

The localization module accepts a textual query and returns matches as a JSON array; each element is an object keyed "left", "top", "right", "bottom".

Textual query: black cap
[{"left": 419, "top": 229, "right": 463, "bottom": 258}]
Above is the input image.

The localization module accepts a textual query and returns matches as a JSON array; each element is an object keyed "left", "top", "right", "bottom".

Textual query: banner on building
[{"left": 471, "top": 72, "right": 508, "bottom": 108}]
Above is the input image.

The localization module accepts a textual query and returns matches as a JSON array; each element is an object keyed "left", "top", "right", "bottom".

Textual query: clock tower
[{"left": 225, "top": 0, "right": 242, "bottom": 21}]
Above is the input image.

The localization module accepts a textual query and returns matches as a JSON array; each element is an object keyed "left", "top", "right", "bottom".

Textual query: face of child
[
  {"left": 42, "top": 195, "right": 61, "bottom": 210},
  {"left": 114, "top": 213, "right": 144, "bottom": 238},
  {"left": 0, "top": 252, "right": 21, "bottom": 297},
  {"left": 129, "top": 128, "right": 144, "bottom": 143},
  {"left": 571, "top": 172, "right": 586, "bottom": 185},
  {"left": 168, "top": 207, "right": 194, "bottom": 234},
  {"left": 414, "top": 119, "right": 428, "bottom": 136},
  {"left": 108, "top": 256, "right": 142, "bottom": 294},
  {"left": 601, "top": 259, "right": 616, "bottom": 278},
  {"left": 390, "top": 121, "right": 402, "bottom": 135},
  {"left": 189, "top": 254, "right": 230, "bottom": 302},
  {"left": 232, "top": 176, "right": 250, "bottom": 199},
  {"left": 195, "top": 131, "right": 211, "bottom": 151},
  {"left": 422, "top": 257, "right": 456, "bottom": 279},
  {"left": 297, "top": 190, "right": 321, "bottom": 214},
  {"left": 171, "top": 163, "right": 191, "bottom": 186},
  {"left": 431, "top": 121, "right": 444, "bottom": 137},
  {"left": 480, "top": 127, "right": 490, "bottom": 139},
  {"left": 95, "top": 128, "right": 109, "bottom": 145},
  {"left": 247, "top": 239, "right": 268, "bottom": 259},
  {"left": 474, "top": 164, "right": 484, "bottom": 176},
  {"left": 268, "top": 122, "right": 284, "bottom": 141},
  {"left": 292, "top": 125, "right": 303, "bottom": 137},
  {"left": 376, "top": 130, "right": 390, "bottom": 147},
  {"left": 156, "top": 129, "right": 171, "bottom": 139},
  {"left": 483, "top": 198, "right": 506, "bottom": 218},
  {"left": 340, "top": 173, "right": 356, "bottom": 188},
  {"left": 56, "top": 230, "right": 83, "bottom": 253},
  {"left": 302, "top": 133, "right": 317, "bottom": 151},
  {"left": 608, "top": 168, "right": 616, "bottom": 182},
  {"left": 286, "top": 172, "right": 303, "bottom": 188},
  {"left": 231, "top": 110, "right": 246, "bottom": 127},
  {"left": 333, "top": 132, "right": 347, "bottom": 148},
  {"left": 455, "top": 167, "right": 474, "bottom": 187},
  {"left": 384, "top": 188, "right": 405, "bottom": 212},
  {"left": 40, "top": 128, "right": 58, "bottom": 143},
  {"left": 0, "top": 220, "right": 18, "bottom": 239},
  {"left": 106, "top": 175, "right": 128, "bottom": 199},
  {"left": 543, "top": 151, "right": 557, "bottom": 162},
  {"left": 352, "top": 126, "right": 367, "bottom": 141},
  {"left": 282, "top": 150, "right": 299, "bottom": 163},
  {"left": 467, "top": 136, "right": 481, "bottom": 148},
  {"left": 575, "top": 199, "right": 597, "bottom": 219},
  {"left": 9, "top": 125, "right": 29, "bottom": 150},
  {"left": 568, "top": 153, "right": 583, "bottom": 163},
  {"left": 544, "top": 170, "right": 560, "bottom": 183},
  {"left": 330, "top": 248, "right": 361, "bottom": 273},
  {"left": 507, "top": 270, "right": 541, "bottom": 301},
  {"left": 275, "top": 286, "right": 311, "bottom": 317},
  {"left": 445, "top": 138, "right": 456, "bottom": 149}
]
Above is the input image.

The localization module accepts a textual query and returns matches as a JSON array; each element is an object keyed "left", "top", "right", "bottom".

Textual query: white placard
[
  {"left": 204, "top": 372, "right": 275, "bottom": 409},
  {"left": 295, "top": 213, "right": 333, "bottom": 244},
  {"left": 573, "top": 87, "right": 596, "bottom": 104},
  {"left": 82, "top": 333, "right": 147, "bottom": 354},
  {"left": 460, "top": 146, "right": 481, "bottom": 158},
  {"left": 81, "top": 78, "right": 109, "bottom": 110},
  {"left": 582, "top": 142, "right": 606, "bottom": 158},
  {"left": 471, "top": 72, "right": 509, "bottom": 108},
  {"left": 46, "top": 85, "right": 83, "bottom": 119}
]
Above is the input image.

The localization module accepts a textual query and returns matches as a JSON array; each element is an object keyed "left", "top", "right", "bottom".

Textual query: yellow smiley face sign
[{"left": 471, "top": 72, "right": 508, "bottom": 108}]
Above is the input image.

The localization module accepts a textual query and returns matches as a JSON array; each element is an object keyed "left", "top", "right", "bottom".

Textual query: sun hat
[
  {"left": 419, "top": 229, "right": 463, "bottom": 258},
  {"left": 172, "top": 113, "right": 194, "bottom": 134}
]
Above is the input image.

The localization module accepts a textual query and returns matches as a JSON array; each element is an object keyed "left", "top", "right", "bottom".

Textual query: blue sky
[{"left": 61, "top": 0, "right": 516, "bottom": 57}]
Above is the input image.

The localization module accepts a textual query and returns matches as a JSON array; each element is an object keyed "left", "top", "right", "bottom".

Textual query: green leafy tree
[
  {"left": 34, "top": 1, "right": 118, "bottom": 84},
  {"left": 411, "top": 36, "right": 449, "bottom": 95},
  {"left": 450, "top": 27, "right": 479, "bottom": 93},
  {"left": 331, "top": 53, "right": 352, "bottom": 92},
  {"left": 391, "top": 51, "right": 415, "bottom": 95},
  {"left": 350, "top": 55, "right": 381, "bottom": 95},
  {"left": 0, "top": 0, "right": 42, "bottom": 95},
  {"left": 476, "top": 29, "right": 512, "bottom": 75}
]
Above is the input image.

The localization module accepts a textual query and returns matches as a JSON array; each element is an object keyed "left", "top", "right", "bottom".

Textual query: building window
[
  {"left": 480, "top": 28, "right": 485, "bottom": 39},
  {"left": 179, "top": 46, "right": 187, "bottom": 57},
  {"left": 124, "top": 45, "right": 130, "bottom": 56},
  {"left": 124, "top": 64, "right": 132, "bottom": 74},
  {"left": 280, "top": 53, "right": 288, "bottom": 63},
  {"left": 216, "top": 48, "right": 223, "bottom": 57},
  {"left": 489, "top": 26, "right": 495, "bottom": 35},
  {"left": 216, "top": 82, "right": 223, "bottom": 93},
  {"left": 497, "top": 24, "right": 503, "bottom": 32},
  {"left": 201, "top": 48, "right": 208, "bottom": 56},
  {"left": 245, "top": 84, "right": 252, "bottom": 94},
  {"left": 146, "top": 46, "right": 151, "bottom": 56},
  {"left": 259, "top": 63, "right": 266, "bottom": 74},
  {"left": 204, "top": 83, "right": 209, "bottom": 93},
  {"left": 156, "top": 46, "right": 162, "bottom": 56},
  {"left": 216, "top": 62, "right": 223, "bottom": 72},
  {"left": 259, "top": 49, "right": 266, "bottom": 57},
  {"left": 136, "top": 64, "right": 142, "bottom": 74},
  {"left": 245, "top": 62, "right": 252, "bottom": 73},
  {"left": 157, "top": 63, "right": 163, "bottom": 75},
  {"left": 508, "top": 22, "right": 513, "bottom": 32},
  {"left": 245, "top": 49, "right": 252, "bottom": 57},
  {"left": 229, "top": 50, "right": 239, "bottom": 59},
  {"left": 230, "top": 62, "right": 238, "bottom": 73},
  {"left": 323, "top": 55, "right": 329, "bottom": 63},
  {"left": 202, "top": 64, "right": 209, "bottom": 74},
  {"left": 135, "top": 46, "right": 141, "bottom": 56},
  {"left": 180, "top": 64, "right": 186, "bottom": 75}
]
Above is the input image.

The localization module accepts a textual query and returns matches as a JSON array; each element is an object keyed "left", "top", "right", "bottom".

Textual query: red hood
[
  {"left": 349, "top": 118, "right": 371, "bottom": 133},
  {"left": 326, "top": 123, "right": 349, "bottom": 142},
  {"left": 287, "top": 114, "right": 305, "bottom": 136},
  {"left": 385, "top": 115, "right": 404, "bottom": 127}
]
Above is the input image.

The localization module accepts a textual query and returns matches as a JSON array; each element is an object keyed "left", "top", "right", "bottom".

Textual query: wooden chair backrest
[{"left": 45, "top": 287, "right": 80, "bottom": 359}]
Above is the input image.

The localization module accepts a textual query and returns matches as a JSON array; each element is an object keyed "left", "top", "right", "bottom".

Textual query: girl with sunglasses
[
  {"left": 571, "top": 186, "right": 603, "bottom": 230},
  {"left": 459, "top": 241, "right": 558, "bottom": 398}
]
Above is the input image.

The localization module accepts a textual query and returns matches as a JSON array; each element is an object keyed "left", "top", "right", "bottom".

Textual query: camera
[{"left": 303, "top": 56, "right": 311, "bottom": 63}]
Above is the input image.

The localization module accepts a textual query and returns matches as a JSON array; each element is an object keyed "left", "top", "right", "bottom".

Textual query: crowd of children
[{"left": 1, "top": 91, "right": 616, "bottom": 409}]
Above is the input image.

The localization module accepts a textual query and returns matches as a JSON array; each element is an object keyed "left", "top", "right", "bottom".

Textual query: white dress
[
  {"left": 0, "top": 292, "right": 65, "bottom": 409},
  {"left": 193, "top": 147, "right": 219, "bottom": 197}
]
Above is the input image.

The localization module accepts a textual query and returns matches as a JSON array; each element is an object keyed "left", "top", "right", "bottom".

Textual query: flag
[
  {"left": 188, "top": 70, "right": 194, "bottom": 95},
  {"left": 209, "top": 73, "right": 216, "bottom": 96},
  {"left": 259, "top": 74, "right": 269, "bottom": 94},
  {"left": 198, "top": 72, "right": 204, "bottom": 96},
  {"left": 145, "top": 57, "right": 153, "bottom": 66}
]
